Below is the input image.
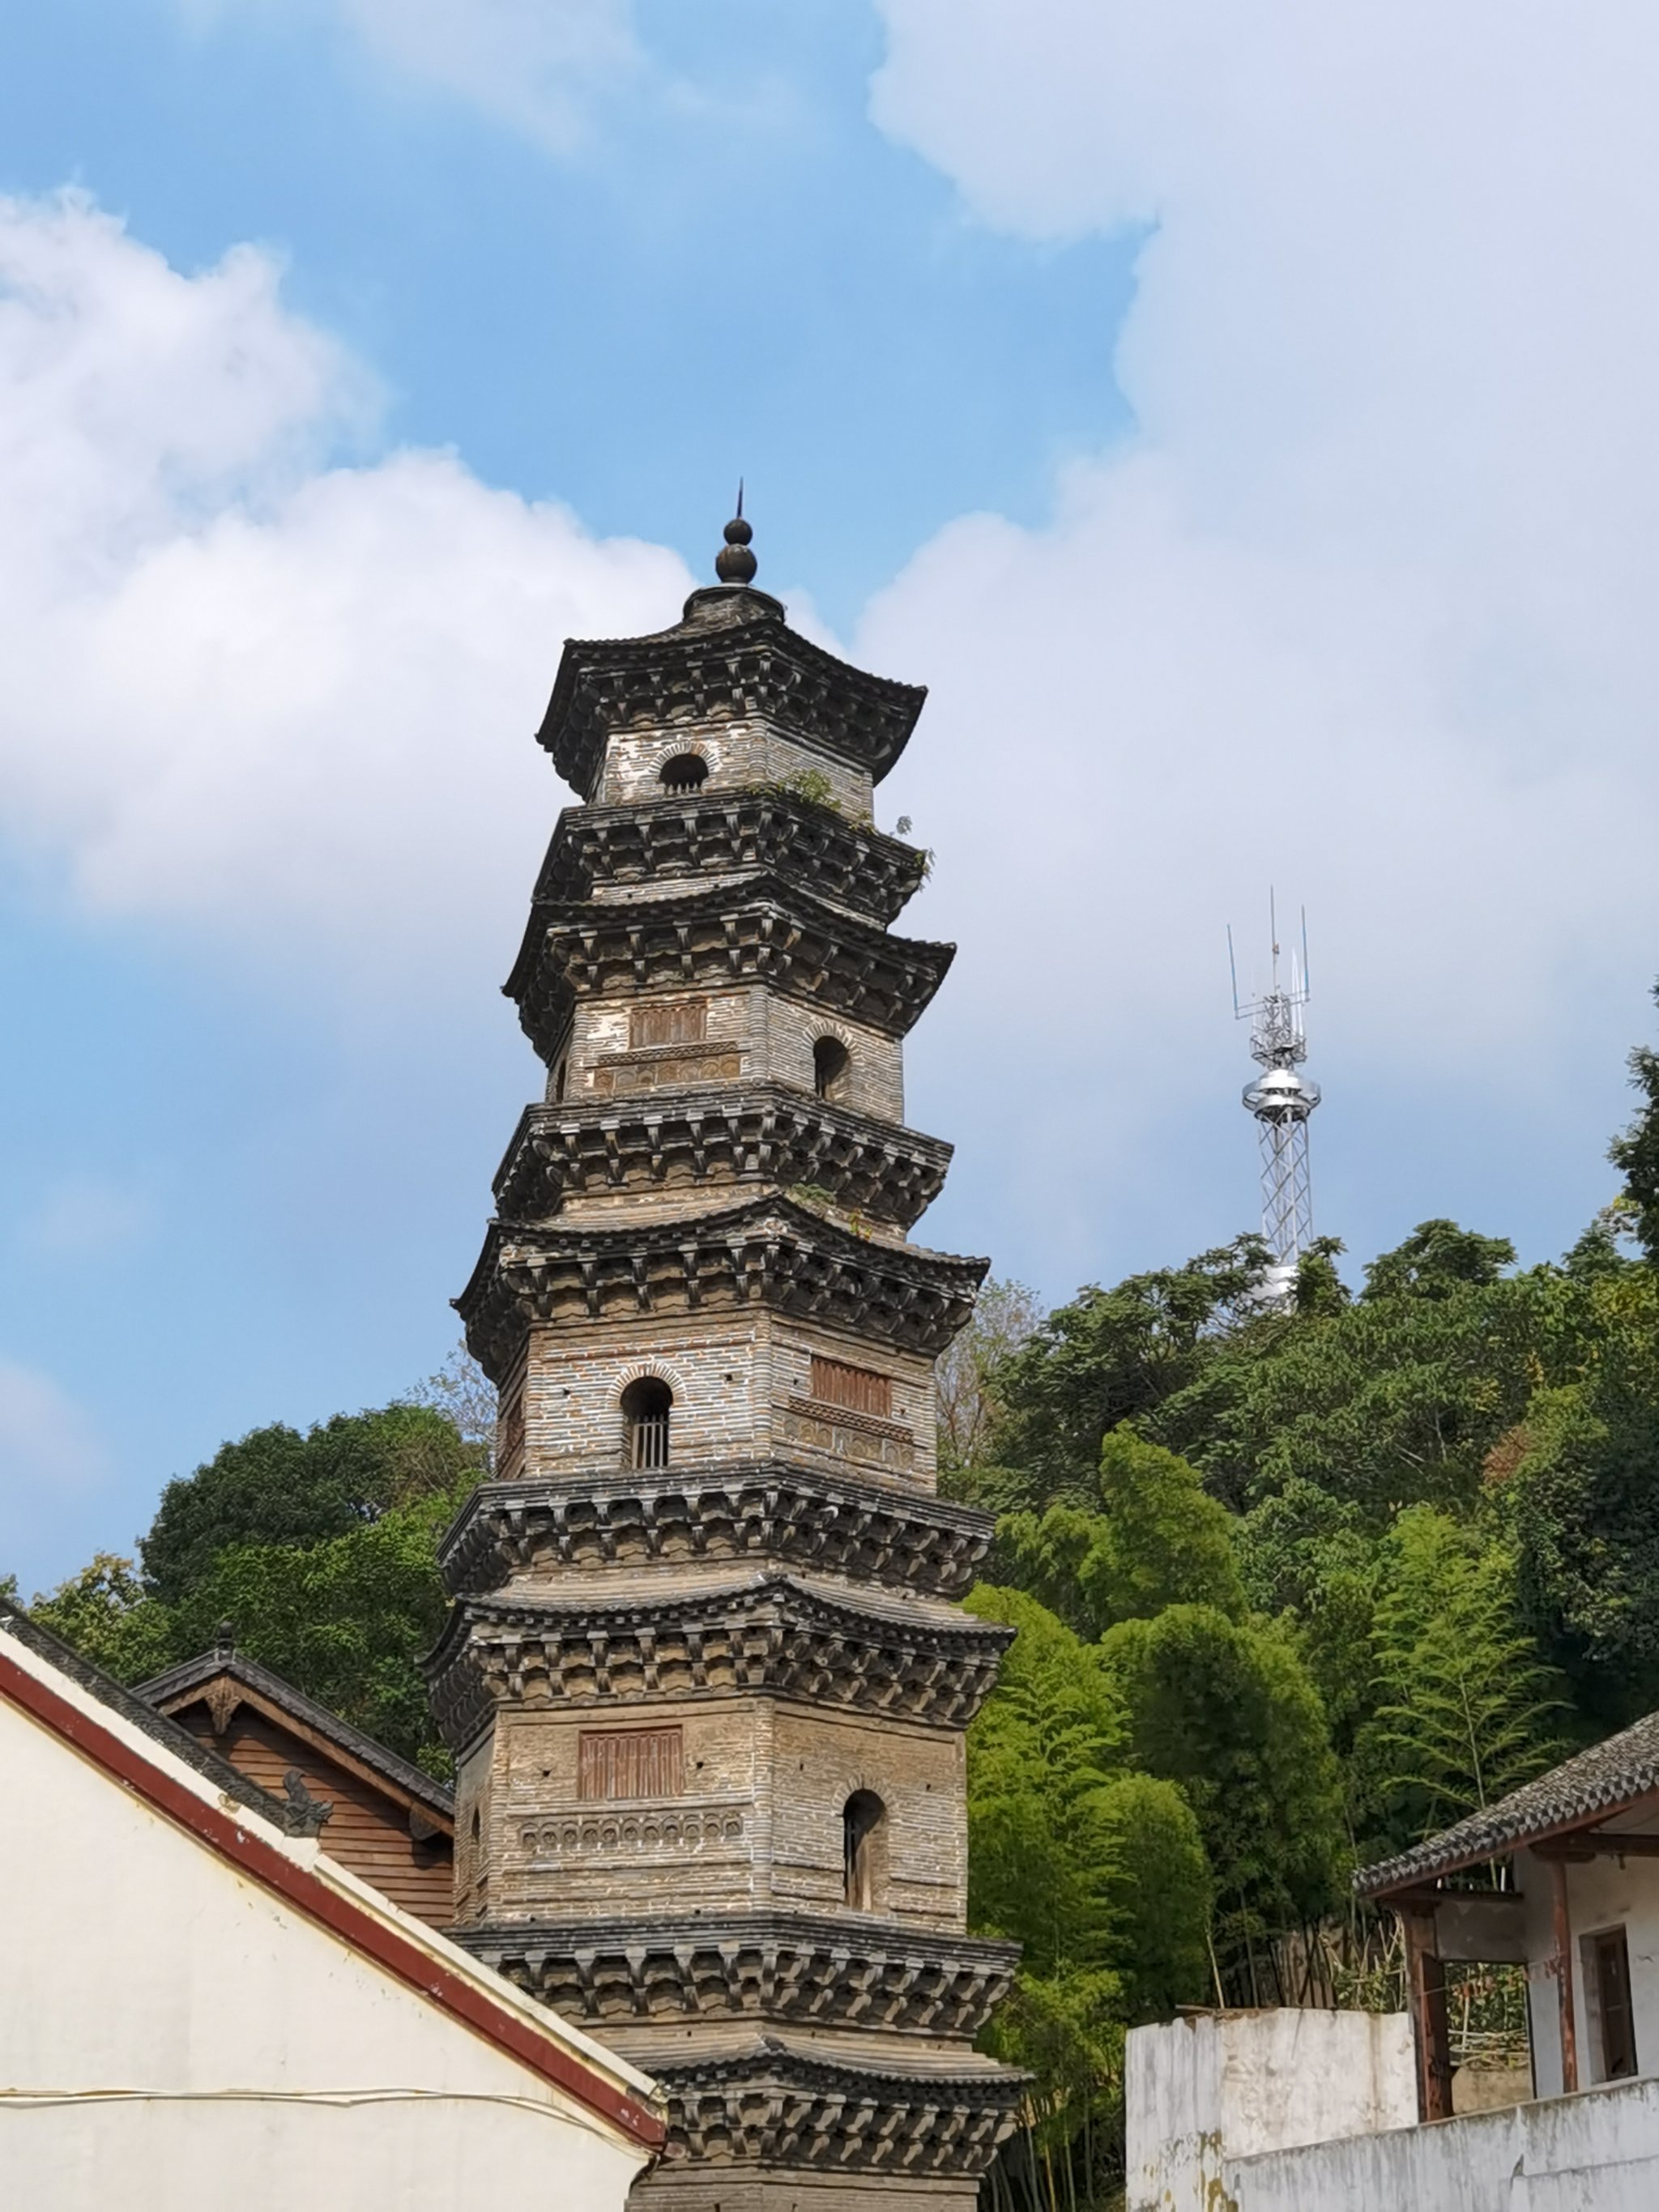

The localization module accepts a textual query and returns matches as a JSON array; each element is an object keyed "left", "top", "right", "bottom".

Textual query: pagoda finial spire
[{"left": 714, "top": 482, "right": 757, "bottom": 585}]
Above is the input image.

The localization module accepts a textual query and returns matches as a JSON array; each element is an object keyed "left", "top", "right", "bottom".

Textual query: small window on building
[
  {"left": 1593, "top": 1928, "right": 1638, "bottom": 2080},
  {"left": 810, "top": 1356, "right": 893, "bottom": 1419},
  {"left": 843, "top": 1791, "right": 884, "bottom": 1910},
  {"left": 552, "top": 1059, "right": 568, "bottom": 1103},
  {"left": 622, "top": 1376, "right": 672, "bottom": 1468},
  {"left": 659, "top": 753, "right": 708, "bottom": 793},
  {"left": 631, "top": 998, "right": 708, "bottom": 1049},
  {"left": 579, "top": 1726, "right": 684, "bottom": 1801},
  {"left": 813, "top": 1035, "right": 851, "bottom": 1102}
]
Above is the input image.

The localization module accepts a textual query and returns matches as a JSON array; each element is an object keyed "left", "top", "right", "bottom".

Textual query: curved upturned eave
[{"left": 536, "top": 612, "right": 928, "bottom": 800}]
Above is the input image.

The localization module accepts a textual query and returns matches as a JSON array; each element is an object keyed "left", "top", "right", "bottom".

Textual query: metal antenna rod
[{"left": 1229, "top": 891, "right": 1320, "bottom": 1305}]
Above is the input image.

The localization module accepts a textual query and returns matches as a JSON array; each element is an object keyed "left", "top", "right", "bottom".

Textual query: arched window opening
[
  {"left": 842, "top": 1790, "right": 884, "bottom": 1910},
  {"left": 552, "top": 1059, "right": 568, "bottom": 1103},
  {"left": 659, "top": 753, "right": 708, "bottom": 793},
  {"left": 813, "top": 1035, "right": 851, "bottom": 1103},
  {"left": 622, "top": 1376, "right": 673, "bottom": 1469}
]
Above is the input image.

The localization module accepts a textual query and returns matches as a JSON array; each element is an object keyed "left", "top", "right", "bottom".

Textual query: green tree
[
  {"left": 1102, "top": 1604, "right": 1346, "bottom": 1999},
  {"left": 1503, "top": 1265, "right": 1659, "bottom": 1726},
  {"left": 934, "top": 1277, "right": 1039, "bottom": 1487},
  {"left": 141, "top": 1403, "right": 480, "bottom": 1605},
  {"left": 999, "top": 1427, "right": 1246, "bottom": 1639},
  {"left": 168, "top": 1485, "right": 468, "bottom": 1771},
  {"left": 983, "top": 1238, "right": 1270, "bottom": 1513},
  {"left": 1610, "top": 979, "right": 1659, "bottom": 1263},
  {"left": 965, "top": 1588, "right": 1209, "bottom": 2210},
  {"left": 28, "top": 1554, "right": 176, "bottom": 1682},
  {"left": 1360, "top": 1507, "right": 1562, "bottom": 1854}
]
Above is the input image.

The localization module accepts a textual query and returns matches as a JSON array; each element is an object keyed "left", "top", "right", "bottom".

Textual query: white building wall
[
  {"left": 1224, "top": 2073, "right": 1659, "bottom": 2212},
  {"left": 1516, "top": 1845, "right": 1659, "bottom": 2099},
  {"left": 1126, "top": 2010, "right": 1415, "bottom": 2212},
  {"left": 0, "top": 1663, "right": 655, "bottom": 2212}
]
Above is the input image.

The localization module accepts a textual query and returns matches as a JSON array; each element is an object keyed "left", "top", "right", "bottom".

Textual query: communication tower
[{"left": 1229, "top": 896, "right": 1320, "bottom": 1304}]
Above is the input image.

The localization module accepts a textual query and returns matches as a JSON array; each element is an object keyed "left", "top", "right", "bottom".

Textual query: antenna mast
[{"left": 1228, "top": 894, "right": 1320, "bottom": 1304}]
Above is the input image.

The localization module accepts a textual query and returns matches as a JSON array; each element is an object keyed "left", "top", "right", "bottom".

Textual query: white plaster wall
[
  {"left": 0, "top": 1670, "right": 653, "bottom": 2212},
  {"left": 1518, "top": 1846, "right": 1659, "bottom": 2098},
  {"left": 1224, "top": 2073, "right": 1659, "bottom": 2212},
  {"left": 1126, "top": 2010, "right": 1415, "bottom": 2212}
]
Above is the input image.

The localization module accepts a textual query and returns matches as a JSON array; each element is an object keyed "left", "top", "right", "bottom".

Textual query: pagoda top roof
[{"left": 535, "top": 582, "right": 928, "bottom": 799}]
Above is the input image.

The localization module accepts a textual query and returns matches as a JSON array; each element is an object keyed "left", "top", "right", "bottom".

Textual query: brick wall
[
  {"left": 599, "top": 719, "right": 876, "bottom": 822},
  {"left": 508, "top": 1311, "right": 937, "bottom": 1489},
  {"left": 453, "top": 1698, "right": 965, "bottom": 1933}
]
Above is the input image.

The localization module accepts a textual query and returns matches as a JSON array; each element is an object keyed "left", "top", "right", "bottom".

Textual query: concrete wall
[
  {"left": 0, "top": 1644, "right": 653, "bottom": 2212},
  {"left": 1226, "top": 2074, "right": 1659, "bottom": 2212},
  {"left": 1126, "top": 2010, "right": 1415, "bottom": 2212}
]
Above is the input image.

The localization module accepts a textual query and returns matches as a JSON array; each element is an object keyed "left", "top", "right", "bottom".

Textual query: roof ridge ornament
[{"left": 713, "top": 480, "right": 757, "bottom": 586}]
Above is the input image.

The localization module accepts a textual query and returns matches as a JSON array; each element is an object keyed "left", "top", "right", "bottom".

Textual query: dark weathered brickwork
[{"left": 433, "top": 526, "right": 1020, "bottom": 2210}]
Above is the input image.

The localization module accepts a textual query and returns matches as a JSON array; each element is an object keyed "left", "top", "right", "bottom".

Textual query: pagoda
[{"left": 430, "top": 508, "right": 1023, "bottom": 2210}]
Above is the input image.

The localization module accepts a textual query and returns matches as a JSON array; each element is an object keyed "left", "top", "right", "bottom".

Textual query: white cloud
[
  {"left": 859, "top": 1, "right": 1659, "bottom": 1272},
  {"left": 181, "top": 0, "right": 640, "bottom": 149},
  {"left": 0, "top": 192, "right": 691, "bottom": 994},
  {"left": 0, "top": 1361, "right": 107, "bottom": 1494}
]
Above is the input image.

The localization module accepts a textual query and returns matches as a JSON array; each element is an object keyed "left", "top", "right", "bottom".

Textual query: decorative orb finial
[{"left": 714, "top": 479, "right": 757, "bottom": 586}]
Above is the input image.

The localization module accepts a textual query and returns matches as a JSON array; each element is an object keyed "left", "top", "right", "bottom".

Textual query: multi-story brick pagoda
[{"left": 430, "top": 509, "right": 1023, "bottom": 2211}]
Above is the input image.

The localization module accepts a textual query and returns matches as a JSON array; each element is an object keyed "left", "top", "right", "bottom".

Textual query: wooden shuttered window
[
  {"left": 808, "top": 1356, "right": 893, "bottom": 1420},
  {"left": 578, "top": 1726, "right": 684, "bottom": 1801},
  {"left": 629, "top": 999, "right": 708, "bottom": 1049}
]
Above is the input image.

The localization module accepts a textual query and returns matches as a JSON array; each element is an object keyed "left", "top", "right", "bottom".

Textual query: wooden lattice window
[
  {"left": 809, "top": 1356, "right": 892, "bottom": 1420},
  {"left": 630, "top": 999, "right": 708, "bottom": 1049},
  {"left": 578, "top": 1726, "right": 684, "bottom": 1801}
]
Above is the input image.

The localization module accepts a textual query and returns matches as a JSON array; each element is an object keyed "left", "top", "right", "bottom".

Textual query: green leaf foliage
[
  {"left": 1101, "top": 1605, "right": 1347, "bottom": 1982},
  {"left": 999, "top": 1427, "right": 1247, "bottom": 1639},
  {"left": 140, "top": 1404, "right": 480, "bottom": 1605},
  {"left": 1360, "top": 1507, "right": 1563, "bottom": 1852}
]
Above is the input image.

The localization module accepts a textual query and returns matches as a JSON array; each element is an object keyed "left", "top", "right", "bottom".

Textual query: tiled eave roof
[
  {"left": 503, "top": 875, "right": 956, "bottom": 1054},
  {"left": 139, "top": 1647, "right": 454, "bottom": 1827},
  {"left": 1356, "top": 1707, "right": 1659, "bottom": 1896},
  {"left": 2, "top": 1600, "right": 280, "bottom": 1824},
  {"left": 532, "top": 793, "right": 928, "bottom": 927},
  {"left": 536, "top": 597, "right": 926, "bottom": 799},
  {"left": 454, "top": 1192, "right": 989, "bottom": 1380}
]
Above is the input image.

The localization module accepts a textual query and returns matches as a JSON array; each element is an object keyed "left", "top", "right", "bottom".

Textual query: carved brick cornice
[
  {"left": 537, "top": 595, "right": 926, "bottom": 801},
  {"left": 491, "top": 1087, "right": 952, "bottom": 1230},
  {"left": 458, "top": 1913, "right": 1019, "bottom": 2039},
  {"left": 534, "top": 795, "right": 928, "bottom": 927},
  {"left": 455, "top": 1194, "right": 988, "bottom": 1381},
  {"left": 438, "top": 1461, "right": 994, "bottom": 1600},
  {"left": 424, "top": 1574, "right": 1014, "bottom": 1751},
  {"left": 505, "top": 878, "right": 953, "bottom": 1062},
  {"left": 648, "top": 2042, "right": 1023, "bottom": 2177}
]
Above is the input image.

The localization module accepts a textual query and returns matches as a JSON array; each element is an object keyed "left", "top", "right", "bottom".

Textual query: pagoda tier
[
  {"left": 426, "top": 1575, "right": 1014, "bottom": 1750},
  {"left": 531, "top": 791, "right": 929, "bottom": 928},
  {"left": 647, "top": 2046, "right": 1023, "bottom": 2201},
  {"left": 490, "top": 1087, "right": 953, "bottom": 1230},
  {"left": 506, "top": 877, "right": 955, "bottom": 1065},
  {"left": 438, "top": 1461, "right": 994, "bottom": 1603},
  {"left": 458, "top": 1196, "right": 988, "bottom": 1383},
  {"left": 458, "top": 1912, "right": 1018, "bottom": 2043},
  {"left": 538, "top": 585, "right": 926, "bottom": 801}
]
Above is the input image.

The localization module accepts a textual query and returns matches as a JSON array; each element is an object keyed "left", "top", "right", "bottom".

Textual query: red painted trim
[{"left": 0, "top": 1641, "right": 663, "bottom": 2150}]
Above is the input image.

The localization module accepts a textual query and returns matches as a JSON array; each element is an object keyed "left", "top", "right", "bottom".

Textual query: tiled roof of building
[
  {"left": 1, "top": 1598, "right": 280, "bottom": 1824},
  {"left": 139, "top": 1645, "right": 454, "bottom": 1826},
  {"left": 1356, "top": 1707, "right": 1659, "bottom": 1895}
]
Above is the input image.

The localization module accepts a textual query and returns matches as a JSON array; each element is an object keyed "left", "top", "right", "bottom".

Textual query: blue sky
[{"left": 2, "top": 0, "right": 1657, "bottom": 1594}]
